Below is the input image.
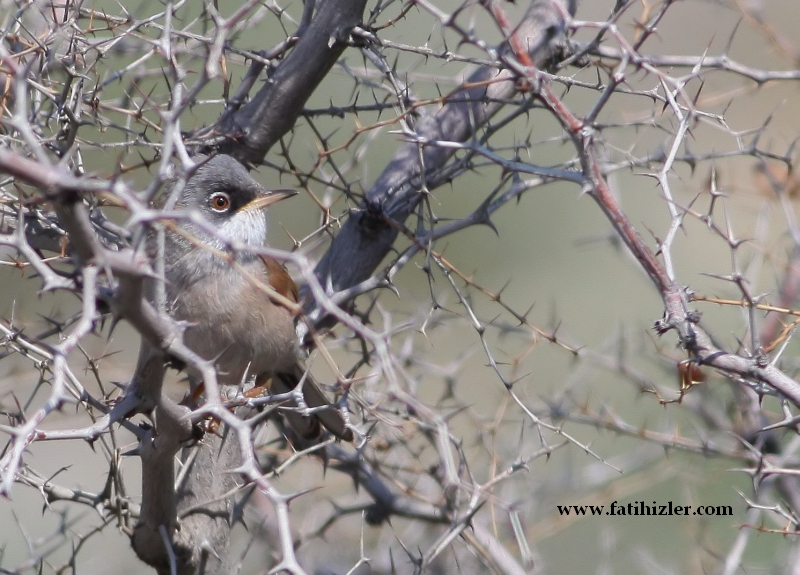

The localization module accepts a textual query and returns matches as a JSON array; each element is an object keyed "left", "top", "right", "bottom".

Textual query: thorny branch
[{"left": 2, "top": 1, "right": 800, "bottom": 574}]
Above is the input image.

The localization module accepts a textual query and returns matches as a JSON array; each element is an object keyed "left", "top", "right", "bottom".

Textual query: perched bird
[{"left": 146, "top": 154, "right": 352, "bottom": 441}]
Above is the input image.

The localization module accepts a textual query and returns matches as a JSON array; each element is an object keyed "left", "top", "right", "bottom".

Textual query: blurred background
[{"left": 2, "top": 0, "right": 800, "bottom": 573}]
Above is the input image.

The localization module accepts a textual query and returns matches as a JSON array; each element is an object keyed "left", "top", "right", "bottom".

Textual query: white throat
[{"left": 216, "top": 208, "right": 268, "bottom": 250}]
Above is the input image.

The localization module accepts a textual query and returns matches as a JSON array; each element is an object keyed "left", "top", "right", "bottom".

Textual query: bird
[{"left": 145, "top": 154, "right": 352, "bottom": 441}]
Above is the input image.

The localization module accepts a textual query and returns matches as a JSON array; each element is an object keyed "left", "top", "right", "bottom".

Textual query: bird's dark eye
[{"left": 209, "top": 192, "right": 231, "bottom": 212}]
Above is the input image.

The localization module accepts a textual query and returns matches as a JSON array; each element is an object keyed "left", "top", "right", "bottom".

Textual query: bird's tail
[{"left": 264, "top": 366, "right": 353, "bottom": 441}]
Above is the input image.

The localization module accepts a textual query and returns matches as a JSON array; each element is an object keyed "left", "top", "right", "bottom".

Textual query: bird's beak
[{"left": 243, "top": 189, "right": 298, "bottom": 212}]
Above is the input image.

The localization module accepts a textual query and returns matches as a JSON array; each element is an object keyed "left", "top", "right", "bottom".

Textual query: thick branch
[
  {"left": 308, "top": 0, "right": 574, "bottom": 316},
  {"left": 209, "top": 0, "right": 369, "bottom": 165},
  {"left": 131, "top": 399, "right": 194, "bottom": 574}
]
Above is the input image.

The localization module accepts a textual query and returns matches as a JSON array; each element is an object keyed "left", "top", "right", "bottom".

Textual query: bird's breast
[{"left": 168, "top": 263, "right": 298, "bottom": 385}]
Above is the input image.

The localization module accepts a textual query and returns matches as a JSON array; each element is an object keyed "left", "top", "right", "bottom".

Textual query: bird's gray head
[
  {"left": 170, "top": 155, "right": 295, "bottom": 251},
  {"left": 154, "top": 155, "right": 296, "bottom": 286}
]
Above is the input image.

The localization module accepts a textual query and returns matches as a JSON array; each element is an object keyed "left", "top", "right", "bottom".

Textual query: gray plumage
[{"left": 144, "top": 155, "right": 351, "bottom": 440}]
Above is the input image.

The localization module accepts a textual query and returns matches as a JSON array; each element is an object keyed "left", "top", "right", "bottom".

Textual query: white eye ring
[{"left": 209, "top": 192, "right": 231, "bottom": 212}]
